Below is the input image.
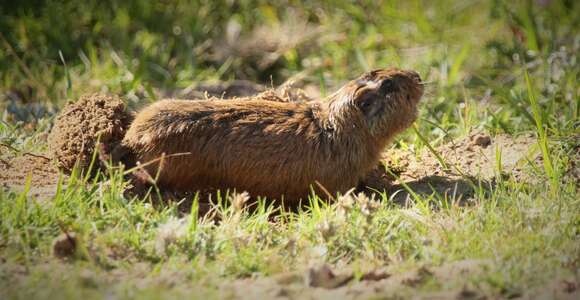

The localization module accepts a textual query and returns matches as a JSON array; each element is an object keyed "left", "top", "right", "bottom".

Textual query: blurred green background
[{"left": 0, "top": 0, "right": 578, "bottom": 141}]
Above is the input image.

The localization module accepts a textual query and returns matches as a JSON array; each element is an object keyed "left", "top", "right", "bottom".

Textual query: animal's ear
[{"left": 356, "top": 92, "right": 383, "bottom": 119}]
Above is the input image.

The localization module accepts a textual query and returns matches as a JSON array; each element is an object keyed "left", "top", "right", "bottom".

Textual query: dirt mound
[{"left": 47, "top": 94, "right": 133, "bottom": 173}]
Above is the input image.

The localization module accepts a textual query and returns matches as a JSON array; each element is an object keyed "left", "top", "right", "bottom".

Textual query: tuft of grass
[{"left": 524, "top": 69, "right": 557, "bottom": 193}]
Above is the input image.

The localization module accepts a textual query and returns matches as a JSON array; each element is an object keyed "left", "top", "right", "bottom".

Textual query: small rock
[
  {"left": 360, "top": 269, "right": 390, "bottom": 281},
  {"left": 52, "top": 232, "right": 77, "bottom": 259},
  {"left": 457, "top": 286, "right": 483, "bottom": 300},
  {"left": 306, "top": 264, "right": 354, "bottom": 289},
  {"left": 273, "top": 286, "right": 291, "bottom": 298},
  {"left": 470, "top": 133, "right": 492, "bottom": 148}
]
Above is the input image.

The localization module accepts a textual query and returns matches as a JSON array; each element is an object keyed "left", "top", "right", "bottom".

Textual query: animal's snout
[
  {"left": 378, "top": 70, "right": 422, "bottom": 96},
  {"left": 408, "top": 71, "right": 421, "bottom": 83},
  {"left": 405, "top": 70, "right": 424, "bottom": 103}
]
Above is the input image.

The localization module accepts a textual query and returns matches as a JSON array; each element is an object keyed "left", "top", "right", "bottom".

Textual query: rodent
[{"left": 121, "top": 68, "right": 424, "bottom": 203}]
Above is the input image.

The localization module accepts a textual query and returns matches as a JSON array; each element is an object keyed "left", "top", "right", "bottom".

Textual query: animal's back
[{"left": 122, "top": 99, "right": 362, "bottom": 201}]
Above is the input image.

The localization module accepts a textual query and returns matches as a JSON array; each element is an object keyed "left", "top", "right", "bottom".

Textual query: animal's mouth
[{"left": 412, "top": 83, "right": 425, "bottom": 104}]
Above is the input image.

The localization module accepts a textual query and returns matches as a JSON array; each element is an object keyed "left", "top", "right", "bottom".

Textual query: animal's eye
[
  {"left": 379, "top": 79, "right": 395, "bottom": 94},
  {"left": 358, "top": 95, "right": 374, "bottom": 112}
]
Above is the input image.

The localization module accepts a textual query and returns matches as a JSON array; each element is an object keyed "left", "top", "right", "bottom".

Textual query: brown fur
[{"left": 122, "top": 68, "right": 424, "bottom": 203}]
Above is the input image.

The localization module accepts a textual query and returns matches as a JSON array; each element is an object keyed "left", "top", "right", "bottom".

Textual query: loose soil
[
  {"left": 47, "top": 93, "right": 133, "bottom": 173},
  {"left": 361, "top": 132, "right": 540, "bottom": 204},
  {"left": 0, "top": 153, "right": 60, "bottom": 200}
]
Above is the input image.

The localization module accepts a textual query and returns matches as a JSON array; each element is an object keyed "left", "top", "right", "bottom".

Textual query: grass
[{"left": 1, "top": 0, "right": 579, "bottom": 299}]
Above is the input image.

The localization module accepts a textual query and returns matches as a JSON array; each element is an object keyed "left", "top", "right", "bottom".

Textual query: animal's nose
[{"left": 408, "top": 71, "right": 421, "bottom": 83}]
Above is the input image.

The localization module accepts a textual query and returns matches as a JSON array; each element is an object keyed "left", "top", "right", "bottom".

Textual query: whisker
[{"left": 418, "top": 81, "right": 436, "bottom": 85}]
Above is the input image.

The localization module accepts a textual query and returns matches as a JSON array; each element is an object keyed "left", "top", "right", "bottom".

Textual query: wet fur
[{"left": 122, "top": 68, "right": 424, "bottom": 203}]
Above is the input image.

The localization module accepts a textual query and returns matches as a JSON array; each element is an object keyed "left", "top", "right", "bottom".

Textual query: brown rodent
[{"left": 121, "top": 68, "right": 424, "bottom": 203}]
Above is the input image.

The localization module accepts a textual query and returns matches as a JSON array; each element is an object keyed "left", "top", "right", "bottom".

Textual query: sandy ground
[
  {"left": 0, "top": 257, "right": 576, "bottom": 300},
  {"left": 374, "top": 132, "right": 541, "bottom": 205},
  {"left": 0, "top": 153, "right": 61, "bottom": 199},
  {"left": 218, "top": 260, "right": 578, "bottom": 300}
]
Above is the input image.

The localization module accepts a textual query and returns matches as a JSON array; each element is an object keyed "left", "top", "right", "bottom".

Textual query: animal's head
[{"left": 328, "top": 68, "right": 424, "bottom": 140}]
